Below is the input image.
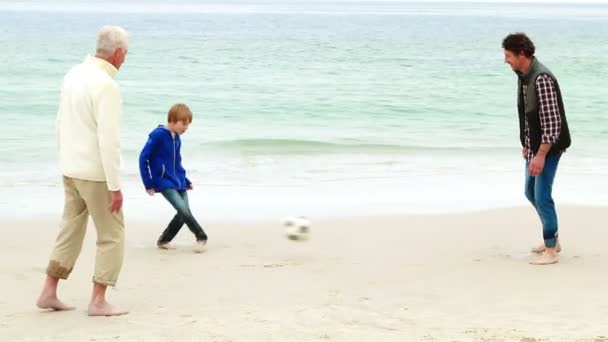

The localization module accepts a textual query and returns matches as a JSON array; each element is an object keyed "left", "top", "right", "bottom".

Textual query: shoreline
[{"left": 3, "top": 204, "right": 605, "bottom": 225}]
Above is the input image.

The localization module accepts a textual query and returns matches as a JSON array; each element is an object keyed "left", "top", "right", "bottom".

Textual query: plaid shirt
[{"left": 522, "top": 74, "right": 562, "bottom": 161}]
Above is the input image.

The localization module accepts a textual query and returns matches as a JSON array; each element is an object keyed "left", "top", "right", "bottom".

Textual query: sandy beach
[{"left": 1, "top": 206, "right": 606, "bottom": 341}]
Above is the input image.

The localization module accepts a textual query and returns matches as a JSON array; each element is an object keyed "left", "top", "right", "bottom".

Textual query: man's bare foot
[
  {"left": 36, "top": 295, "right": 75, "bottom": 311},
  {"left": 193, "top": 240, "right": 206, "bottom": 253},
  {"left": 88, "top": 302, "right": 129, "bottom": 316},
  {"left": 157, "top": 242, "right": 176, "bottom": 250},
  {"left": 530, "top": 250, "right": 559, "bottom": 265},
  {"left": 531, "top": 242, "right": 561, "bottom": 254}
]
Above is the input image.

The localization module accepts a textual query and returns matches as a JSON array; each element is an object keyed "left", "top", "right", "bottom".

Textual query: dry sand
[{"left": 1, "top": 206, "right": 606, "bottom": 341}]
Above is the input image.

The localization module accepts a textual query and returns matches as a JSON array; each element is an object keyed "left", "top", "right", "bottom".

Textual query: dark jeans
[
  {"left": 158, "top": 189, "right": 208, "bottom": 244},
  {"left": 524, "top": 153, "right": 561, "bottom": 248}
]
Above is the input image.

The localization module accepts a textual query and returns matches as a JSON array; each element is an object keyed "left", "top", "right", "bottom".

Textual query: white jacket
[{"left": 56, "top": 56, "right": 122, "bottom": 191}]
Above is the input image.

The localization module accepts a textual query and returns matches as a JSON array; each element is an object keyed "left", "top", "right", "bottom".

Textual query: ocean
[{"left": 1, "top": 1, "right": 607, "bottom": 222}]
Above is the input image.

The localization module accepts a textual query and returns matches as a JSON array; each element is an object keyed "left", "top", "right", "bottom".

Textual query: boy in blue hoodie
[{"left": 139, "top": 103, "right": 208, "bottom": 253}]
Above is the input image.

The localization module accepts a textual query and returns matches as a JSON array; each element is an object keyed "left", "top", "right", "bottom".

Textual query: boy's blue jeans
[
  {"left": 158, "top": 189, "right": 208, "bottom": 244},
  {"left": 524, "top": 153, "right": 561, "bottom": 248}
]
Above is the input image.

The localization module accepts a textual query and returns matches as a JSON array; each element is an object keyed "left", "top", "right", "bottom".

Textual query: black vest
[{"left": 517, "top": 58, "right": 571, "bottom": 155}]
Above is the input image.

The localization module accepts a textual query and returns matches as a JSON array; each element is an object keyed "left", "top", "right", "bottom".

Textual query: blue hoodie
[{"left": 139, "top": 125, "right": 191, "bottom": 192}]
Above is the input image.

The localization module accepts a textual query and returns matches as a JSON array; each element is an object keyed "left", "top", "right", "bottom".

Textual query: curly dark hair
[{"left": 502, "top": 33, "right": 535, "bottom": 58}]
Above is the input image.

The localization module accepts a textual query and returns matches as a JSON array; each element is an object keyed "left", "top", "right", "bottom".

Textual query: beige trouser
[{"left": 46, "top": 176, "right": 125, "bottom": 286}]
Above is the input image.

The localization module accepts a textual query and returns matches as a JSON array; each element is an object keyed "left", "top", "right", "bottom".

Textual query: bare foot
[
  {"left": 193, "top": 240, "right": 206, "bottom": 253},
  {"left": 530, "top": 251, "right": 559, "bottom": 265},
  {"left": 36, "top": 295, "right": 75, "bottom": 311},
  {"left": 157, "top": 242, "right": 176, "bottom": 250},
  {"left": 530, "top": 242, "right": 561, "bottom": 254},
  {"left": 88, "top": 302, "right": 129, "bottom": 317}
]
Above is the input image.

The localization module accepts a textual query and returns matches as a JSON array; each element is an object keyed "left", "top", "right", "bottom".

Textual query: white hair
[{"left": 96, "top": 26, "right": 129, "bottom": 56}]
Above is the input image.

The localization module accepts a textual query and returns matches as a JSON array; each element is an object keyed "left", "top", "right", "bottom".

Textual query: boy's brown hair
[{"left": 167, "top": 103, "right": 193, "bottom": 123}]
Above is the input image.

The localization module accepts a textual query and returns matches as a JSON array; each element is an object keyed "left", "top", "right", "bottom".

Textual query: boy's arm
[
  {"left": 177, "top": 144, "right": 192, "bottom": 189},
  {"left": 138, "top": 132, "right": 157, "bottom": 190}
]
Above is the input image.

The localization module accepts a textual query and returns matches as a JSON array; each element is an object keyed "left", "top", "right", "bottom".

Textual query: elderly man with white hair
[{"left": 36, "top": 25, "right": 130, "bottom": 316}]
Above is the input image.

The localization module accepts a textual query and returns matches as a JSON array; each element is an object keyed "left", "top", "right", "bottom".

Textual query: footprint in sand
[
  {"left": 520, "top": 338, "right": 538, "bottom": 342},
  {"left": 238, "top": 263, "right": 287, "bottom": 268}
]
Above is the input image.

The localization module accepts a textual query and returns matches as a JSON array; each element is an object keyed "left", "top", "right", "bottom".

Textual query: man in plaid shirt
[{"left": 502, "top": 33, "right": 571, "bottom": 265}]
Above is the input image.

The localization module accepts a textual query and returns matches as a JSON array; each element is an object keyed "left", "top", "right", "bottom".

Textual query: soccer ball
[{"left": 284, "top": 216, "right": 310, "bottom": 241}]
